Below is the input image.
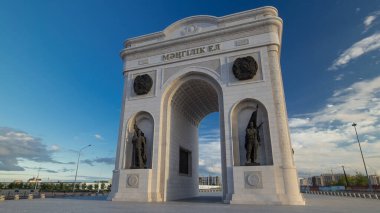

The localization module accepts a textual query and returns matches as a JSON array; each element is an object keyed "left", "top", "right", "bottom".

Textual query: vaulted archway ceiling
[{"left": 171, "top": 79, "right": 219, "bottom": 126}]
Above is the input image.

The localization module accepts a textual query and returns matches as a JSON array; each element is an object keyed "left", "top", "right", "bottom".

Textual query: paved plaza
[{"left": 1, "top": 193, "right": 379, "bottom": 213}]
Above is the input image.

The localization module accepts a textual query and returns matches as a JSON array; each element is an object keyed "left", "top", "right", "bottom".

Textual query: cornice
[
  {"left": 121, "top": 17, "right": 282, "bottom": 59},
  {"left": 123, "top": 6, "right": 278, "bottom": 49}
]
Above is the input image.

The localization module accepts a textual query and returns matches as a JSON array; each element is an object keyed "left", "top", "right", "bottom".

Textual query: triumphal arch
[{"left": 108, "top": 6, "right": 305, "bottom": 205}]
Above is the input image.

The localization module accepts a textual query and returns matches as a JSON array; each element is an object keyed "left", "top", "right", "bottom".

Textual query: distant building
[
  {"left": 369, "top": 175, "right": 379, "bottom": 185},
  {"left": 311, "top": 176, "right": 324, "bottom": 186},
  {"left": 27, "top": 177, "right": 42, "bottom": 183},
  {"left": 13, "top": 180, "right": 23, "bottom": 184},
  {"left": 310, "top": 173, "right": 345, "bottom": 186},
  {"left": 198, "top": 176, "right": 221, "bottom": 186},
  {"left": 308, "top": 173, "right": 380, "bottom": 187},
  {"left": 320, "top": 173, "right": 345, "bottom": 186},
  {"left": 299, "top": 178, "right": 309, "bottom": 186}
]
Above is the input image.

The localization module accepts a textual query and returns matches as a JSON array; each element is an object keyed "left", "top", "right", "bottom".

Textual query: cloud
[
  {"left": 288, "top": 118, "right": 311, "bottom": 128},
  {"left": 65, "top": 175, "right": 111, "bottom": 181},
  {"left": 0, "top": 127, "right": 67, "bottom": 171},
  {"left": 48, "top": 144, "right": 60, "bottom": 152},
  {"left": 290, "top": 76, "right": 380, "bottom": 176},
  {"left": 198, "top": 128, "right": 220, "bottom": 144},
  {"left": 198, "top": 131, "right": 222, "bottom": 176},
  {"left": 335, "top": 74, "right": 344, "bottom": 81},
  {"left": 45, "top": 169, "right": 59, "bottom": 173},
  {"left": 81, "top": 157, "right": 115, "bottom": 166},
  {"left": 22, "top": 166, "right": 73, "bottom": 174},
  {"left": 81, "top": 159, "right": 94, "bottom": 166},
  {"left": 60, "top": 168, "right": 74, "bottom": 173},
  {"left": 329, "top": 32, "right": 380, "bottom": 70},
  {"left": 363, "top": 10, "right": 380, "bottom": 32},
  {"left": 364, "top": 15, "right": 376, "bottom": 27},
  {"left": 94, "top": 134, "right": 103, "bottom": 140}
]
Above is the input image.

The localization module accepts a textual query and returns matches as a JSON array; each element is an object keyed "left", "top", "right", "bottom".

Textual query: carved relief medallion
[
  {"left": 181, "top": 24, "right": 199, "bottom": 36},
  {"left": 247, "top": 174, "right": 260, "bottom": 186},
  {"left": 126, "top": 174, "right": 139, "bottom": 188},
  {"left": 244, "top": 171, "right": 263, "bottom": 189},
  {"left": 133, "top": 74, "right": 153, "bottom": 95},
  {"left": 232, "top": 56, "right": 258, "bottom": 80}
]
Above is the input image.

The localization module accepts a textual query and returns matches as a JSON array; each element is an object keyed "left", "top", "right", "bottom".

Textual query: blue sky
[{"left": 1, "top": 0, "right": 380, "bottom": 181}]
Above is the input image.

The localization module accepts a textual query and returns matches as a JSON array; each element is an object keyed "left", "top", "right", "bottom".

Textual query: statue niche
[
  {"left": 131, "top": 123, "right": 147, "bottom": 169},
  {"left": 245, "top": 104, "right": 263, "bottom": 166}
]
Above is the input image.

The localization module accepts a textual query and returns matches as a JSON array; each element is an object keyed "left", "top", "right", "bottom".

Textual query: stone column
[
  {"left": 267, "top": 44, "right": 305, "bottom": 205},
  {"left": 116, "top": 73, "right": 129, "bottom": 170},
  {"left": 107, "top": 73, "right": 129, "bottom": 200}
]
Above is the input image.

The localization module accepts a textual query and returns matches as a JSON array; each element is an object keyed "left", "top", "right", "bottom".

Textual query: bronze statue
[
  {"left": 245, "top": 105, "right": 263, "bottom": 165},
  {"left": 131, "top": 124, "right": 147, "bottom": 169}
]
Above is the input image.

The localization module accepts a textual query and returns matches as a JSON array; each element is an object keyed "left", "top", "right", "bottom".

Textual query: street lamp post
[
  {"left": 352, "top": 123, "right": 372, "bottom": 191},
  {"left": 72, "top": 144, "right": 92, "bottom": 192},
  {"left": 34, "top": 167, "right": 41, "bottom": 191}
]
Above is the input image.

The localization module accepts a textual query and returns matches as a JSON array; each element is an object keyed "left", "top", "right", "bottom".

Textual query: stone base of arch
[
  {"left": 230, "top": 166, "right": 305, "bottom": 205},
  {"left": 108, "top": 169, "right": 152, "bottom": 202}
]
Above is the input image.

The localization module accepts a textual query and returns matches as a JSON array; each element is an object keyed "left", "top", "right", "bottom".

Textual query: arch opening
[{"left": 163, "top": 75, "right": 224, "bottom": 202}]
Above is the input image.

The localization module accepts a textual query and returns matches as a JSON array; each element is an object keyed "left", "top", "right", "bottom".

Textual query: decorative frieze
[
  {"left": 162, "top": 44, "right": 220, "bottom": 61},
  {"left": 124, "top": 25, "right": 272, "bottom": 60}
]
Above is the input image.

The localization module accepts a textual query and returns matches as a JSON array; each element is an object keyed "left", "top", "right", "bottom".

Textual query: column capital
[{"left": 267, "top": 44, "right": 279, "bottom": 52}]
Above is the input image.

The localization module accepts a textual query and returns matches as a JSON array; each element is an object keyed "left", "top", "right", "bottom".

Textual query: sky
[{"left": 1, "top": 0, "right": 380, "bottom": 182}]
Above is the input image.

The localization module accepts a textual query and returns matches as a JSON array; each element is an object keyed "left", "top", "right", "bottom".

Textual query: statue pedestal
[
  {"left": 107, "top": 169, "right": 152, "bottom": 202},
  {"left": 230, "top": 166, "right": 305, "bottom": 205},
  {"left": 245, "top": 162, "right": 260, "bottom": 166}
]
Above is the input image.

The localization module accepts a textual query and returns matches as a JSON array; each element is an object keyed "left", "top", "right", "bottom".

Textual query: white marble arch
[{"left": 108, "top": 6, "right": 305, "bottom": 205}]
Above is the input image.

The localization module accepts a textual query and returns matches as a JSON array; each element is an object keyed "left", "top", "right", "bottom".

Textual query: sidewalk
[{"left": 1, "top": 194, "right": 379, "bottom": 213}]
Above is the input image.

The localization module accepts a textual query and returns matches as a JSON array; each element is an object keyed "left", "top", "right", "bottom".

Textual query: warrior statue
[
  {"left": 245, "top": 105, "right": 263, "bottom": 165},
  {"left": 131, "top": 123, "right": 147, "bottom": 169}
]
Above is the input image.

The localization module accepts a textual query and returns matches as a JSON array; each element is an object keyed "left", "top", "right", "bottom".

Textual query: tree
[
  {"left": 25, "top": 183, "right": 33, "bottom": 189},
  {"left": 101, "top": 183, "right": 105, "bottom": 190},
  {"left": 354, "top": 173, "right": 368, "bottom": 186},
  {"left": 88, "top": 185, "right": 93, "bottom": 191},
  {"left": 62, "top": 183, "right": 70, "bottom": 191},
  {"left": 8, "top": 182, "right": 15, "bottom": 189},
  {"left": 81, "top": 183, "right": 87, "bottom": 191},
  {"left": 94, "top": 184, "right": 99, "bottom": 191},
  {"left": 334, "top": 177, "right": 345, "bottom": 186},
  {"left": 14, "top": 182, "right": 24, "bottom": 189},
  {"left": 40, "top": 183, "right": 48, "bottom": 191},
  {"left": 58, "top": 182, "right": 64, "bottom": 191}
]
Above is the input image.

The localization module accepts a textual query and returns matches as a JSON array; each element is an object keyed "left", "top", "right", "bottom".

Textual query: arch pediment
[{"left": 163, "top": 15, "right": 219, "bottom": 40}]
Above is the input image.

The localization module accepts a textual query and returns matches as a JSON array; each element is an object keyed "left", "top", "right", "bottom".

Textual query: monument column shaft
[
  {"left": 267, "top": 44, "right": 301, "bottom": 199},
  {"left": 115, "top": 74, "right": 129, "bottom": 170},
  {"left": 267, "top": 45, "right": 294, "bottom": 168}
]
